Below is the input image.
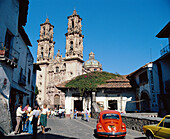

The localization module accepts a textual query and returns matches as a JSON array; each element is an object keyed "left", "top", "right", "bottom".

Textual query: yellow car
[{"left": 143, "top": 115, "right": 170, "bottom": 139}]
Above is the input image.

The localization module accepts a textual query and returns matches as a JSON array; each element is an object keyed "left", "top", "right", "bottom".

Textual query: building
[
  {"left": 154, "top": 21, "right": 170, "bottom": 116},
  {"left": 56, "top": 74, "right": 136, "bottom": 117},
  {"left": 127, "top": 22, "right": 170, "bottom": 116},
  {"left": 0, "top": 0, "right": 36, "bottom": 134},
  {"left": 127, "top": 62, "right": 159, "bottom": 112},
  {"left": 36, "top": 10, "right": 103, "bottom": 109}
]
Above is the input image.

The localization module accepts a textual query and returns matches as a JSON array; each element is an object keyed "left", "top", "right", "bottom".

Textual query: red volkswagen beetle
[{"left": 95, "top": 110, "right": 126, "bottom": 138}]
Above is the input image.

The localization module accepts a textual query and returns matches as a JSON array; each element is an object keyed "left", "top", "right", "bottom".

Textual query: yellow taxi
[{"left": 143, "top": 115, "right": 170, "bottom": 139}]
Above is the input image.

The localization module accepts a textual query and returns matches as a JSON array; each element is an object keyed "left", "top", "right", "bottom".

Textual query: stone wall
[
  {"left": 121, "top": 113, "right": 162, "bottom": 132},
  {"left": 0, "top": 95, "right": 12, "bottom": 135}
]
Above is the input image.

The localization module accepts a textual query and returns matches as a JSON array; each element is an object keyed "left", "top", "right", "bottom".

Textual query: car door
[{"left": 155, "top": 117, "right": 170, "bottom": 139}]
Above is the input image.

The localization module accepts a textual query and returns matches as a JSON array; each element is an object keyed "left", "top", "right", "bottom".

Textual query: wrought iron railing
[
  {"left": 160, "top": 44, "right": 170, "bottom": 56},
  {"left": 0, "top": 47, "right": 19, "bottom": 64}
]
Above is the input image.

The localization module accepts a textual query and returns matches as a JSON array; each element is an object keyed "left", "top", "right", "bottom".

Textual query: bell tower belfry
[
  {"left": 37, "top": 18, "right": 55, "bottom": 63},
  {"left": 36, "top": 18, "right": 55, "bottom": 106},
  {"left": 65, "top": 10, "right": 84, "bottom": 60},
  {"left": 64, "top": 10, "right": 84, "bottom": 80}
]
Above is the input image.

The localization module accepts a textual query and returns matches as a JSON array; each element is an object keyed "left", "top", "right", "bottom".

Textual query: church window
[
  {"left": 41, "top": 47, "right": 43, "bottom": 58},
  {"left": 72, "top": 20, "right": 74, "bottom": 28},
  {"left": 56, "top": 67, "right": 59, "bottom": 72},
  {"left": 43, "top": 27, "right": 45, "bottom": 36},
  {"left": 48, "top": 48, "right": 51, "bottom": 58},
  {"left": 70, "top": 41, "right": 73, "bottom": 50}
]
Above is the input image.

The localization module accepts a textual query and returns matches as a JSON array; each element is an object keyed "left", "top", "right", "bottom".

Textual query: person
[
  {"left": 74, "top": 108, "right": 77, "bottom": 119},
  {"left": 23, "top": 104, "right": 30, "bottom": 132},
  {"left": 59, "top": 106, "right": 62, "bottom": 118},
  {"left": 81, "top": 109, "right": 85, "bottom": 120},
  {"left": 27, "top": 108, "right": 33, "bottom": 134},
  {"left": 86, "top": 108, "right": 89, "bottom": 122},
  {"left": 32, "top": 106, "right": 40, "bottom": 136},
  {"left": 62, "top": 107, "right": 65, "bottom": 118},
  {"left": 40, "top": 104, "right": 49, "bottom": 134},
  {"left": 70, "top": 109, "right": 73, "bottom": 119},
  {"left": 14, "top": 104, "right": 25, "bottom": 135}
]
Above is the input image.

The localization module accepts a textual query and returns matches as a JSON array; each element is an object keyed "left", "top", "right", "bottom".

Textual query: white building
[
  {"left": 127, "top": 62, "right": 159, "bottom": 112},
  {"left": 0, "top": 0, "right": 35, "bottom": 134},
  {"left": 57, "top": 74, "right": 136, "bottom": 117}
]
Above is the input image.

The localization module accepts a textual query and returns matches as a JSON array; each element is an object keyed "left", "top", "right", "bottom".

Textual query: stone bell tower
[
  {"left": 36, "top": 18, "right": 55, "bottom": 106},
  {"left": 37, "top": 18, "right": 55, "bottom": 63},
  {"left": 64, "top": 10, "right": 84, "bottom": 80}
]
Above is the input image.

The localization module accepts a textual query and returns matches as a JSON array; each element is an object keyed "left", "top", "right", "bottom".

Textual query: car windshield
[{"left": 102, "top": 113, "right": 119, "bottom": 120}]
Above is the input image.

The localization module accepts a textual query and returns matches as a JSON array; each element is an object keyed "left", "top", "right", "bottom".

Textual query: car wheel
[{"left": 146, "top": 131, "right": 154, "bottom": 139}]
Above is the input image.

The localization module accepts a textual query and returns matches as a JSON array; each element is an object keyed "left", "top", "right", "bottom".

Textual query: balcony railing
[
  {"left": 0, "top": 47, "right": 19, "bottom": 66},
  {"left": 18, "top": 74, "right": 26, "bottom": 86},
  {"left": 160, "top": 44, "right": 170, "bottom": 56}
]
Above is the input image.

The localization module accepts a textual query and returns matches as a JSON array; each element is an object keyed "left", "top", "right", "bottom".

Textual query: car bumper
[{"left": 97, "top": 131, "right": 126, "bottom": 136}]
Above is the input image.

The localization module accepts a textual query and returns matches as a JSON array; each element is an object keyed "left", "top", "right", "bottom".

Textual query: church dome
[{"left": 84, "top": 52, "right": 102, "bottom": 71}]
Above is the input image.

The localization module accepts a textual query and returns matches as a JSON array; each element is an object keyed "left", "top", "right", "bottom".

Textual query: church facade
[{"left": 36, "top": 10, "right": 102, "bottom": 108}]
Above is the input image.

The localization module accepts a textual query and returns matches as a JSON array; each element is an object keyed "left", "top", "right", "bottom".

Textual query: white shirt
[
  {"left": 28, "top": 111, "right": 33, "bottom": 121},
  {"left": 16, "top": 107, "right": 25, "bottom": 117},
  {"left": 41, "top": 108, "right": 49, "bottom": 115},
  {"left": 33, "top": 110, "right": 39, "bottom": 118}
]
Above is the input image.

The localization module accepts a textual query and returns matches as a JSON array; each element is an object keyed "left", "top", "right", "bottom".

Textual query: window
[
  {"left": 56, "top": 67, "right": 59, "bottom": 72},
  {"left": 72, "top": 20, "right": 74, "bottom": 28},
  {"left": 70, "top": 41, "right": 73, "bottom": 50},
  {"left": 4, "top": 31, "right": 13, "bottom": 58},
  {"left": 28, "top": 69, "right": 31, "bottom": 84},
  {"left": 48, "top": 48, "right": 51, "bottom": 58},
  {"left": 164, "top": 117, "right": 170, "bottom": 128},
  {"left": 20, "top": 68, "right": 23, "bottom": 81},
  {"left": 102, "top": 113, "right": 119, "bottom": 120},
  {"left": 41, "top": 47, "right": 43, "bottom": 58},
  {"left": 139, "top": 71, "right": 148, "bottom": 84}
]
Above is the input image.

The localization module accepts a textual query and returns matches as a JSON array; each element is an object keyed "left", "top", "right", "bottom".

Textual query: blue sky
[{"left": 25, "top": 0, "right": 170, "bottom": 75}]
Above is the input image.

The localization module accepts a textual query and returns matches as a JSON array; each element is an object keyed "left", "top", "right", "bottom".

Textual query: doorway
[
  {"left": 108, "top": 100, "right": 117, "bottom": 110},
  {"left": 74, "top": 100, "right": 83, "bottom": 111}
]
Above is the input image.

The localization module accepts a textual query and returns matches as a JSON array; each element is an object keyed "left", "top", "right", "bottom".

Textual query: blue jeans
[
  {"left": 23, "top": 120, "right": 29, "bottom": 132},
  {"left": 74, "top": 113, "right": 77, "bottom": 119},
  {"left": 86, "top": 113, "right": 89, "bottom": 121},
  {"left": 28, "top": 120, "right": 33, "bottom": 134}
]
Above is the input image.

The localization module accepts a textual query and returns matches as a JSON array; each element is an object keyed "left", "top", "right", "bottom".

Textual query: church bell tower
[
  {"left": 65, "top": 10, "right": 84, "bottom": 60},
  {"left": 37, "top": 18, "right": 55, "bottom": 63},
  {"left": 64, "top": 10, "right": 84, "bottom": 80}
]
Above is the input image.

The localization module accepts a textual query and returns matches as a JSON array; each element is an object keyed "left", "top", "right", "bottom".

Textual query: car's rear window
[{"left": 102, "top": 113, "right": 119, "bottom": 120}]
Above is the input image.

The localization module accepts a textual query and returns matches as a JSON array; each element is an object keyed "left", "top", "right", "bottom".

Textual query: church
[
  {"left": 36, "top": 10, "right": 136, "bottom": 115},
  {"left": 36, "top": 10, "right": 103, "bottom": 109}
]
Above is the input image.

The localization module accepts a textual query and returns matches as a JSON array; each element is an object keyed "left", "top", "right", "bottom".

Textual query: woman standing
[
  {"left": 27, "top": 108, "right": 33, "bottom": 134},
  {"left": 40, "top": 104, "right": 49, "bottom": 134}
]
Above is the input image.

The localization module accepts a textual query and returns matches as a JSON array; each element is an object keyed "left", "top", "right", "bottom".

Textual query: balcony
[
  {"left": 18, "top": 74, "right": 26, "bottom": 86},
  {"left": 0, "top": 46, "right": 19, "bottom": 68},
  {"left": 160, "top": 44, "right": 170, "bottom": 56}
]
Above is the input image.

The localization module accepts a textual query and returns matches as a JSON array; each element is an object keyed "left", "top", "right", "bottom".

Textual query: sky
[{"left": 25, "top": 0, "right": 170, "bottom": 75}]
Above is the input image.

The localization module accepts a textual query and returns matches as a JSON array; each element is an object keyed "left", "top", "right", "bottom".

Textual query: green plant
[{"left": 66, "top": 71, "right": 122, "bottom": 96}]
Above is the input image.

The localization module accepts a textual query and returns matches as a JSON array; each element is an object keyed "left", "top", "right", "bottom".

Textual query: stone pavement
[{"left": 2, "top": 116, "right": 146, "bottom": 139}]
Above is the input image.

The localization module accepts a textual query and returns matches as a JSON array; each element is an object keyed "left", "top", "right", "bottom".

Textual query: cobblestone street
[{"left": 3, "top": 116, "right": 146, "bottom": 139}]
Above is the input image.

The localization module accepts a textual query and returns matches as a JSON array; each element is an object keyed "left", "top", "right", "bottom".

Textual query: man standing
[
  {"left": 32, "top": 106, "right": 40, "bottom": 137},
  {"left": 14, "top": 104, "right": 25, "bottom": 135}
]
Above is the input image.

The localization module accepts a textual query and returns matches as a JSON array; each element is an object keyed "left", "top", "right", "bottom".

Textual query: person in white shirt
[
  {"left": 32, "top": 106, "right": 40, "bottom": 136},
  {"left": 27, "top": 108, "right": 33, "bottom": 134},
  {"left": 40, "top": 104, "right": 49, "bottom": 134},
  {"left": 14, "top": 104, "right": 25, "bottom": 134}
]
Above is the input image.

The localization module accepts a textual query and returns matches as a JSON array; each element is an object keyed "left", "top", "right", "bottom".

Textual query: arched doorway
[
  {"left": 140, "top": 91, "right": 150, "bottom": 112},
  {"left": 54, "top": 94, "right": 60, "bottom": 109}
]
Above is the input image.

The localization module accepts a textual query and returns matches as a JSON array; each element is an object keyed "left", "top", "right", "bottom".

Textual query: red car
[{"left": 95, "top": 110, "right": 126, "bottom": 138}]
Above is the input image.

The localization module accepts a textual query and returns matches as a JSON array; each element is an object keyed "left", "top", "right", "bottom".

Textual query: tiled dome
[{"left": 84, "top": 52, "right": 102, "bottom": 70}]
